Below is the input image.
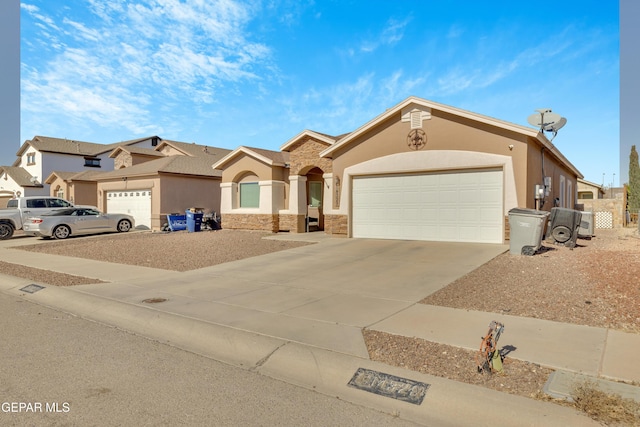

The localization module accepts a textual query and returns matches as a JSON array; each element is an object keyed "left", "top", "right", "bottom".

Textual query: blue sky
[{"left": 6, "top": 1, "right": 621, "bottom": 185}]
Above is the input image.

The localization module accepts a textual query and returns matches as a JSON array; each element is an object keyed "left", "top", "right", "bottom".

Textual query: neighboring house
[
  {"left": 214, "top": 96, "right": 583, "bottom": 244},
  {"left": 45, "top": 170, "right": 105, "bottom": 207},
  {"left": 0, "top": 166, "right": 46, "bottom": 208},
  {"left": 1, "top": 135, "right": 163, "bottom": 200},
  {"left": 577, "top": 179, "right": 605, "bottom": 200},
  {"left": 46, "top": 139, "right": 231, "bottom": 230}
]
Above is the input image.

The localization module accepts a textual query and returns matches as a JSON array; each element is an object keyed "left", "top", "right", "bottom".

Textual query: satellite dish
[
  {"left": 527, "top": 111, "right": 562, "bottom": 129},
  {"left": 543, "top": 117, "right": 567, "bottom": 133}
]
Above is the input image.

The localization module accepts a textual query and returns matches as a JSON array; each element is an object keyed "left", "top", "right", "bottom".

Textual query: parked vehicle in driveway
[
  {"left": 0, "top": 196, "right": 90, "bottom": 240},
  {"left": 23, "top": 208, "right": 135, "bottom": 239}
]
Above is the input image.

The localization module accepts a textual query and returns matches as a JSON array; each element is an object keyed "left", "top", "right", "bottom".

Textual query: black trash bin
[{"left": 186, "top": 209, "right": 203, "bottom": 232}]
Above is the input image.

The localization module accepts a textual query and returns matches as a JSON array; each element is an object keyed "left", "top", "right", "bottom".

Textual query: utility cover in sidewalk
[
  {"left": 20, "top": 284, "right": 45, "bottom": 294},
  {"left": 347, "top": 368, "right": 429, "bottom": 405}
]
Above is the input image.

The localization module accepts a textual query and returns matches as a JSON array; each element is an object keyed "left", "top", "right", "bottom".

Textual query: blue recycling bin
[{"left": 186, "top": 210, "right": 203, "bottom": 232}]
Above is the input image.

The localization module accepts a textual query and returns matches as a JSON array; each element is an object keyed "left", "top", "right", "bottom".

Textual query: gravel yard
[
  {"left": 3, "top": 226, "right": 639, "bottom": 415},
  {"left": 11, "top": 229, "right": 313, "bottom": 272},
  {"left": 367, "top": 227, "right": 640, "bottom": 412}
]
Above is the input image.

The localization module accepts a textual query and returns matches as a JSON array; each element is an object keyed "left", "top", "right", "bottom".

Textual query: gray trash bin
[{"left": 508, "top": 208, "right": 550, "bottom": 256}]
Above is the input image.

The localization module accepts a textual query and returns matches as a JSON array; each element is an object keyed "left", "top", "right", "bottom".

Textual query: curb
[{"left": 0, "top": 274, "right": 599, "bottom": 426}]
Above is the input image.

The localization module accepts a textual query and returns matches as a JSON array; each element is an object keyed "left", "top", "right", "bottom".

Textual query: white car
[{"left": 23, "top": 208, "right": 135, "bottom": 239}]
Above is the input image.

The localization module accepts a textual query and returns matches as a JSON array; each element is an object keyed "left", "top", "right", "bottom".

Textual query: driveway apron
[{"left": 64, "top": 238, "right": 508, "bottom": 358}]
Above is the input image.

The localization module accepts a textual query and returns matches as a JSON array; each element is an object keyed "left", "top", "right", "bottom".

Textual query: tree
[{"left": 629, "top": 145, "right": 640, "bottom": 212}]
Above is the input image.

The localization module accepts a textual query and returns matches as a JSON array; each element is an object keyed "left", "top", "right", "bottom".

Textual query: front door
[{"left": 308, "top": 181, "right": 323, "bottom": 231}]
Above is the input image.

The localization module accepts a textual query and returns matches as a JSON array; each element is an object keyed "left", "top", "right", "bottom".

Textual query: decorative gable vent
[{"left": 401, "top": 106, "right": 431, "bottom": 129}]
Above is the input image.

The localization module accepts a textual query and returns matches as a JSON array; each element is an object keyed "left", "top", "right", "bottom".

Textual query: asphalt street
[{"left": 0, "top": 292, "right": 420, "bottom": 427}]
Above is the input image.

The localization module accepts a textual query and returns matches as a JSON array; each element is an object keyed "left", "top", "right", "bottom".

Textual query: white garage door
[
  {"left": 106, "top": 190, "right": 151, "bottom": 229},
  {"left": 352, "top": 169, "right": 503, "bottom": 243}
]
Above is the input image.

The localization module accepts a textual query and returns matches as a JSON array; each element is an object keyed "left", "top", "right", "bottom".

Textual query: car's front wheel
[
  {"left": 53, "top": 225, "right": 71, "bottom": 239},
  {"left": 117, "top": 219, "right": 132, "bottom": 232}
]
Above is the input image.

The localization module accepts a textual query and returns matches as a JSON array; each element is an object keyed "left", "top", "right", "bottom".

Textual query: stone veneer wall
[
  {"left": 222, "top": 214, "right": 279, "bottom": 233},
  {"left": 279, "top": 214, "right": 306, "bottom": 233},
  {"left": 288, "top": 138, "right": 333, "bottom": 175},
  {"left": 324, "top": 215, "right": 348, "bottom": 236}
]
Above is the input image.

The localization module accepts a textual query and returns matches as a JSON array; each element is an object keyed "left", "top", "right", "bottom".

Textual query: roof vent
[{"left": 401, "top": 106, "right": 431, "bottom": 129}]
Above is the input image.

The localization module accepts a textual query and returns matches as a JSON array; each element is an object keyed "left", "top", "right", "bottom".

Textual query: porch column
[
  {"left": 258, "top": 180, "right": 286, "bottom": 214},
  {"left": 220, "top": 182, "right": 236, "bottom": 213},
  {"left": 288, "top": 175, "right": 307, "bottom": 214}
]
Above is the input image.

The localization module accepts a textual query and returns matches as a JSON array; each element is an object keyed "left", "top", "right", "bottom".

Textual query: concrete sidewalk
[{"left": 1, "top": 234, "right": 637, "bottom": 425}]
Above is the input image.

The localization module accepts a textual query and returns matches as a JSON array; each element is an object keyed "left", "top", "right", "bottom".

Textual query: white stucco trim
[
  {"left": 280, "top": 130, "right": 336, "bottom": 151},
  {"left": 284, "top": 175, "right": 307, "bottom": 215},
  {"left": 334, "top": 150, "right": 518, "bottom": 216}
]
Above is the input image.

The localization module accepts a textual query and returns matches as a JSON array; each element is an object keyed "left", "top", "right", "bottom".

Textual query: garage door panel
[
  {"left": 106, "top": 190, "right": 151, "bottom": 229},
  {"left": 353, "top": 170, "right": 503, "bottom": 243}
]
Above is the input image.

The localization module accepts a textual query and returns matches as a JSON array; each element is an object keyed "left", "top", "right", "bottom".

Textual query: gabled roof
[
  {"left": 45, "top": 169, "right": 115, "bottom": 184},
  {"left": 15, "top": 136, "right": 104, "bottom": 160},
  {"left": 0, "top": 166, "right": 42, "bottom": 187},
  {"left": 212, "top": 146, "right": 290, "bottom": 170},
  {"left": 318, "top": 96, "right": 582, "bottom": 178},
  {"left": 578, "top": 178, "right": 606, "bottom": 192},
  {"left": 44, "top": 171, "right": 77, "bottom": 184},
  {"left": 109, "top": 146, "right": 165, "bottom": 158},
  {"left": 13, "top": 135, "right": 164, "bottom": 166},
  {"left": 92, "top": 155, "right": 223, "bottom": 180},
  {"left": 156, "top": 139, "right": 232, "bottom": 159},
  {"left": 280, "top": 130, "right": 342, "bottom": 152}
]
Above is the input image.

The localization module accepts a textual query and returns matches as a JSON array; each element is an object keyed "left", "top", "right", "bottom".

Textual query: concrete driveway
[{"left": 58, "top": 237, "right": 508, "bottom": 358}]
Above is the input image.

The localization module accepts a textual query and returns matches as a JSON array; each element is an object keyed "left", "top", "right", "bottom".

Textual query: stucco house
[
  {"left": 577, "top": 178, "right": 605, "bottom": 200},
  {"left": 214, "top": 96, "right": 583, "bottom": 244},
  {"left": 45, "top": 139, "right": 230, "bottom": 230},
  {"left": 0, "top": 135, "right": 161, "bottom": 207}
]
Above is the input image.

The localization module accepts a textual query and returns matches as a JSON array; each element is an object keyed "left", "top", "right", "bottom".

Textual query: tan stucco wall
[
  {"left": 221, "top": 156, "right": 285, "bottom": 182},
  {"left": 47, "top": 177, "right": 96, "bottom": 206},
  {"left": 526, "top": 142, "right": 578, "bottom": 211},
  {"left": 329, "top": 110, "right": 528, "bottom": 211},
  {"left": 70, "top": 181, "right": 98, "bottom": 207},
  {"left": 47, "top": 176, "right": 69, "bottom": 199},
  {"left": 159, "top": 175, "right": 221, "bottom": 216}
]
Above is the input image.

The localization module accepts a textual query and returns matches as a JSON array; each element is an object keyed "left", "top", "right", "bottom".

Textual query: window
[
  {"left": 567, "top": 180, "right": 573, "bottom": 208},
  {"left": 84, "top": 157, "right": 101, "bottom": 167},
  {"left": 239, "top": 182, "right": 259, "bottom": 208},
  {"left": 309, "top": 181, "right": 322, "bottom": 207},
  {"left": 56, "top": 189, "right": 64, "bottom": 199},
  {"left": 578, "top": 191, "right": 593, "bottom": 200},
  {"left": 47, "top": 199, "right": 72, "bottom": 208},
  {"left": 26, "top": 199, "right": 47, "bottom": 208},
  {"left": 27, "top": 153, "right": 36, "bottom": 165}
]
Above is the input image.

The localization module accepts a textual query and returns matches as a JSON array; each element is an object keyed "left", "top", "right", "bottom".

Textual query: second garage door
[
  {"left": 352, "top": 169, "right": 503, "bottom": 243},
  {"left": 106, "top": 190, "right": 151, "bottom": 229}
]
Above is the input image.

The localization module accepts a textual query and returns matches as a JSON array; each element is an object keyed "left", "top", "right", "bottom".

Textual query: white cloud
[
  {"left": 21, "top": 0, "right": 274, "bottom": 139},
  {"left": 358, "top": 16, "right": 411, "bottom": 54}
]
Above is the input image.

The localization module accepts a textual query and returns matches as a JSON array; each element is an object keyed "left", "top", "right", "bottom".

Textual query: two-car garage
[{"left": 351, "top": 169, "right": 504, "bottom": 244}]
